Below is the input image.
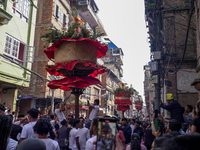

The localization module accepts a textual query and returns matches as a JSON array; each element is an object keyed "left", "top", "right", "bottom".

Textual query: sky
[{"left": 95, "top": 0, "right": 150, "bottom": 99}]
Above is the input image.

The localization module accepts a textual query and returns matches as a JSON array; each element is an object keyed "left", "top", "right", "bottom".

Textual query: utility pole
[{"left": 151, "top": 0, "right": 162, "bottom": 130}]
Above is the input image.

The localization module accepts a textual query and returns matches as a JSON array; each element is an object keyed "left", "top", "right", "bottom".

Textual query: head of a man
[
  {"left": 94, "top": 99, "right": 99, "bottom": 106},
  {"left": 0, "top": 104, "right": 6, "bottom": 115},
  {"left": 90, "top": 118, "right": 98, "bottom": 136},
  {"left": 54, "top": 102, "right": 60, "bottom": 109},
  {"left": 135, "top": 120, "right": 141, "bottom": 128},
  {"left": 27, "top": 108, "right": 39, "bottom": 121},
  {"left": 33, "top": 117, "right": 51, "bottom": 136},
  {"left": 73, "top": 119, "right": 80, "bottom": 129},
  {"left": 167, "top": 93, "right": 174, "bottom": 104},
  {"left": 185, "top": 105, "right": 193, "bottom": 113},
  {"left": 61, "top": 119, "right": 67, "bottom": 127},
  {"left": 122, "top": 118, "right": 127, "bottom": 126},
  {"left": 168, "top": 119, "right": 182, "bottom": 132},
  {"left": 79, "top": 117, "right": 84, "bottom": 128},
  {"left": 130, "top": 118, "right": 135, "bottom": 125}
]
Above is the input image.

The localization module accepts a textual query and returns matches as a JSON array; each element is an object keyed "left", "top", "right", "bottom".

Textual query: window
[
  {"left": 54, "top": 3, "right": 69, "bottom": 29},
  {"left": 3, "top": 34, "right": 34, "bottom": 66},
  {"left": 4, "top": 34, "right": 20, "bottom": 59},
  {"left": 12, "top": 0, "right": 30, "bottom": 23}
]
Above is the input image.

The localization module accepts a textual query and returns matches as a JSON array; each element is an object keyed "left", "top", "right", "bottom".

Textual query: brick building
[{"left": 145, "top": 0, "right": 198, "bottom": 117}]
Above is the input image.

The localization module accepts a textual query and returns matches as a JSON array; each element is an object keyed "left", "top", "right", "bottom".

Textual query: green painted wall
[{"left": 0, "top": 0, "right": 38, "bottom": 87}]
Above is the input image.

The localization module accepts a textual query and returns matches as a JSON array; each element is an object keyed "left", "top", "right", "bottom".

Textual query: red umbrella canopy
[
  {"left": 44, "top": 38, "right": 108, "bottom": 60},
  {"left": 48, "top": 76, "right": 101, "bottom": 91},
  {"left": 46, "top": 60, "right": 107, "bottom": 78}
]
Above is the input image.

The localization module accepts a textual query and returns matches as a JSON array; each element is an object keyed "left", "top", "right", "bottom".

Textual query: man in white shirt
[
  {"left": 130, "top": 118, "right": 135, "bottom": 135},
  {"left": 19, "top": 108, "right": 39, "bottom": 143},
  {"left": 54, "top": 102, "right": 66, "bottom": 123},
  {"left": 78, "top": 118, "right": 90, "bottom": 150},
  {"left": 86, "top": 118, "right": 98, "bottom": 150},
  {"left": 85, "top": 99, "right": 99, "bottom": 129},
  {"left": 69, "top": 119, "right": 81, "bottom": 150}
]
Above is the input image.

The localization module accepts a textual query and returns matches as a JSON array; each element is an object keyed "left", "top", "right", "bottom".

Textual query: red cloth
[
  {"left": 46, "top": 60, "right": 107, "bottom": 78},
  {"left": 118, "top": 130, "right": 126, "bottom": 147},
  {"left": 48, "top": 76, "right": 101, "bottom": 91},
  {"left": 114, "top": 99, "right": 132, "bottom": 105},
  {"left": 117, "top": 105, "right": 130, "bottom": 111},
  {"left": 44, "top": 38, "right": 108, "bottom": 60}
]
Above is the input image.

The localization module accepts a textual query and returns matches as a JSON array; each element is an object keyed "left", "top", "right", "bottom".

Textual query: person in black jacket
[
  {"left": 133, "top": 120, "right": 144, "bottom": 141},
  {"left": 160, "top": 93, "right": 184, "bottom": 123},
  {"left": 119, "top": 118, "right": 132, "bottom": 146}
]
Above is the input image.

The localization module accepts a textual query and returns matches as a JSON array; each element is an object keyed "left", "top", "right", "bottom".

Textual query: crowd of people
[{"left": 0, "top": 94, "right": 200, "bottom": 150}]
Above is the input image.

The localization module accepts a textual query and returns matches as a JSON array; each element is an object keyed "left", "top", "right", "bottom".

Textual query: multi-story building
[
  {"left": 0, "top": 0, "right": 37, "bottom": 112},
  {"left": 145, "top": 0, "right": 198, "bottom": 118},
  {"left": 20, "top": 0, "right": 71, "bottom": 114},
  {"left": 100, "top": 39, "right": 123, "bottom": 116}
]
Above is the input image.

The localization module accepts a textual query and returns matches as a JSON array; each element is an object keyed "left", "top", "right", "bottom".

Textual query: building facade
[
  {"left": 145, "top": 0, "right": 198, "bottom": 119},
  {"left": 0, "top": 0, "right": 37, "bottom": 112}
]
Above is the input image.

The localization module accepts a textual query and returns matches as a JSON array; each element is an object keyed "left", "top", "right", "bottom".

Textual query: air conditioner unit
[{"left": 78, "top": 1, "right": 88, "bottom": 5}]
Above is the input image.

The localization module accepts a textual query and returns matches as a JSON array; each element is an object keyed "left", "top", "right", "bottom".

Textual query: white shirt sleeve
[
  {"left": 86, "top": 139, "right": 94, "bottom": 150},
  {"left": 75, "top": 129, "right": 79, "bottom": 138},
  {"left": 86, "top": 129, "right": 90, "bottom": 140},
  {"left": 94, "top": 105, "right": 99, "bottom": 110},
  {"left": 20, "top": 125, "right": 28, "bottom": 139}
]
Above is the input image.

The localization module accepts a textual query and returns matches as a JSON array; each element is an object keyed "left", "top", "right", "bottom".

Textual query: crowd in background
[{"left": 0, "top": 94, "right": 200, "bottom": 150}]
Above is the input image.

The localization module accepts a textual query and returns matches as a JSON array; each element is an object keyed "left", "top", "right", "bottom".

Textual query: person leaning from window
[{"left": 160, "top": 93, "right": 185, "bottom": 124}]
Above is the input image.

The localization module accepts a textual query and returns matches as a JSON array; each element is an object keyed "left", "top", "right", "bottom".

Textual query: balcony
[{"left": 78, "top": 0, "right": 99, "bottom": 28}]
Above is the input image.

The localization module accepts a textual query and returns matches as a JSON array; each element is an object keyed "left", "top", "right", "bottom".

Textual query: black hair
[
  {"left": 34, "top": 117, "right": 52, "bottom": 136},
  {"left": 0, "top": 115, "right": 12, "bottom": 150},
  {"left": 122, "top": 118, "right": 127, "bottom": 122},
  {"left": 94, "top": 99, "right": 99, "bottom": 105},
  {"left": 169, "top": 119, "right": 182, "bottom": 132},
  {"left": 18, "top": 113, "right": 25, "bottom": 118},
  {"left": 54, "top": 102, "right": 59, "bottom": 106},
  {"left": 55, "top": 124, "right": 60, "bottom": 130},
  {"left": 155, "top": 137, "right": 172, "bottom": 148},
  {"left": 186, "top": 105, "right": 193, "bottom": 112},
  {"left": 0, "top": 104, "right": 5, "bottom": 111},
  {"left": 27, "top": 108, "right": 39, "bottom": 119},
  {"left": 131, "top": 118, "right": 136, "bottom": 122},
  {"left": 136, "top": 120, "right": 141, "bottom": 125},
  {"left": 61, "top": 119, "right": 67, "bottom": 126},
  {"left": 144, "top": 128, "right": 155, "bottom": 150},
  {"left": 10, "top": 124, "right": 22, "bottom": 141},
  {"left": 12, "top": 111, "right": 15, "bottom": 115},
  {"left": 92, "top": 118, "right": 98, "bottom": 128},
  {"left": 131, "top": 133, "right": 141, "bottom": 150},
  {"left": 50, "top": 115, "right": 54, "bottom": 120},
  {"left": 72, "top": 119, "right": 80, "bottom": 127},
  {"left": 162, "top": 134, "right": 200, "bottom": 150}
]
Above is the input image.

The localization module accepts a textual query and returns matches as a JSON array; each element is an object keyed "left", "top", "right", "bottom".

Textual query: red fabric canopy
[
  {"left": 117, "top": 105, "right": 130, "bottom": 111},
  {"left": 46, "top": 60, "right": 107, "bottom": 78},
  {"left": 48, "top": 76, "right": 101, "bottom": 91},
  {"left": 44, "top": 38, "right": 108, "bottom": 60}
]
